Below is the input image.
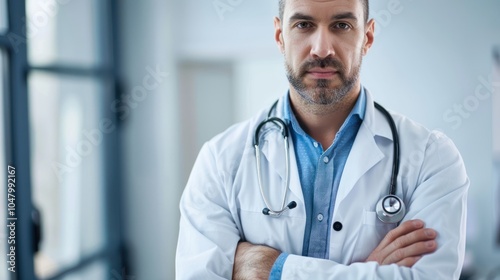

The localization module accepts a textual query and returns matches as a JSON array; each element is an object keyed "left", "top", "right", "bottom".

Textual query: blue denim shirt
[{"left": 269, "top": 88, "right": 366, "bottom": 279}]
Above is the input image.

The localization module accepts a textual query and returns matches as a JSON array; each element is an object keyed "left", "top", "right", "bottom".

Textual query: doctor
[{"left": 176, "top": 0, "right": 469, "bottom": 279}]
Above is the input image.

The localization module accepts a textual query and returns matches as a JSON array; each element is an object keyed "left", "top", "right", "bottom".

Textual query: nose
[{"left": 310, "top": 27, "right": 335, "bottom": 59}]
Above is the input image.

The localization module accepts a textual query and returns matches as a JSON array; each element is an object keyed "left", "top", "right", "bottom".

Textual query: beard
[{"left": 285, "top": 54, "right": 362, "bottom": 106}]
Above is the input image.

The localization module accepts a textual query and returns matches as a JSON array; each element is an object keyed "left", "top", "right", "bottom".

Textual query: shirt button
[
  {"left": 333, "top": 221, "right": 343, "bottom": 231},
  {"left": 313, "top": 142, "right": 319, "bottom": 148},
  {"left": 323, "top": 156, "right": 329, "bottom": 163},
  {"left": 317, "top": 214, "right": 324, "bottom": 222}
]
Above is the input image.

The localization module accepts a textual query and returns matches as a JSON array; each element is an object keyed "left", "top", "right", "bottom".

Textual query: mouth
[{"left": 305, "top": 68, "right": 338, "bottom": 79}]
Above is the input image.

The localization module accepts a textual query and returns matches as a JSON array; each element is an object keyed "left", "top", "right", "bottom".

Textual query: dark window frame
[{"left": 1, "top": 0, "right": 125, "bottom": 279}]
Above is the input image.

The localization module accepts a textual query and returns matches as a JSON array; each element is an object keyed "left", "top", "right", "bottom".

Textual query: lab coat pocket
[
  {"left": 350, "top": 210, "right": 395, "bottom": 264},
  {"left": 239, "top": 209, "right": 305, "bottom": 255}
]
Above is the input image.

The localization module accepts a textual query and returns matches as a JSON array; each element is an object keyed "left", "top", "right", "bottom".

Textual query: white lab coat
[{"left": 176, "top": 90, "right": 469, "bottom": 279}]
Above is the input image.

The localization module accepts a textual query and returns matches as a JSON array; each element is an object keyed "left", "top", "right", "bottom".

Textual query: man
[{"left": 176, "top": 0, "right": 469, "bottom": 279}]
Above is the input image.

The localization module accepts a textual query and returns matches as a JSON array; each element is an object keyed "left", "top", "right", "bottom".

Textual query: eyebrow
[
  {"left": 288, "top": 12, "right": 359, "bottom": 23},
  {"left": 289, "top": 12, "right": 314, "bottom": 22},
  {"left": 331, "top": 12, "right": 358, "bottom": 22}
]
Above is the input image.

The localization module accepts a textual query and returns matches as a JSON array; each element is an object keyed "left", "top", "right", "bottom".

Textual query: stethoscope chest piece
[{"left": 376, "top": 195, "right": 406, "bottom": 223}]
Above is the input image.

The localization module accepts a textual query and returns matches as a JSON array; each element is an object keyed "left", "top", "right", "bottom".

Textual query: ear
[
  {"left": 362, "top": 19, "right": 375, "bottom": 56},
  {"left": 274, "top": 17, "right": 285, "bottom": 53}
]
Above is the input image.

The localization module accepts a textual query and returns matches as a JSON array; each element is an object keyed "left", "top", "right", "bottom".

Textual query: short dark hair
[{"left": 279, "top": 0, "right": 369, "bottom": 23}]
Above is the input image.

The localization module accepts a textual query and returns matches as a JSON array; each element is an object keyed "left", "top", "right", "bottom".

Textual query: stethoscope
[{"left": 253, "top": 99, "right": 406, "bottom": 223}]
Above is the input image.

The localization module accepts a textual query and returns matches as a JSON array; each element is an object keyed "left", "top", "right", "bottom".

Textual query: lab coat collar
[
  {"left": 271, "top": 87, "right": 394, "bottom": 144},
  {"left": 259, "top": 88, "right": 395, "bottom": 210},
  {"left": 363, "top": 88, "right": 393, "bottom": 141},
  {"left": 334, "top": 88, "right": 394, "bottom": 212}
]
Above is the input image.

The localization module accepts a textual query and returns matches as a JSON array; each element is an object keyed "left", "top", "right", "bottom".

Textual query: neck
[{"left": 289, "top": 84, "right": 361, "bottom": 148}]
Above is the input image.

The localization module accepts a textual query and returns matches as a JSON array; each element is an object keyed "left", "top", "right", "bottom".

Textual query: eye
[
  {"left": 295, "top": 21, "right": 313, "bottom": 29},
  {"left": 334, "top": 22, "right": 351, "bottom": 30}
]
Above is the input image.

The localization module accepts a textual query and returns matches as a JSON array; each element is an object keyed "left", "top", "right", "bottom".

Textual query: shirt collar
[{"left": 283, "top": 87, "right": 367, "bottom": 136}]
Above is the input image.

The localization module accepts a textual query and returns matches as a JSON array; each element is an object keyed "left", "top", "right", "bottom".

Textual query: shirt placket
[{"left": 307, "top": 150, "right": 335, "bottom": 258}]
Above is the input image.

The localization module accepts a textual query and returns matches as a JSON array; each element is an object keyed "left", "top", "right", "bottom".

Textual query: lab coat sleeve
[
  {"left": 176, "top": 143, "right": 241, "bottom": 280},
  {"left": 280, "top": 131, "right": 469, "bottom": 279}
]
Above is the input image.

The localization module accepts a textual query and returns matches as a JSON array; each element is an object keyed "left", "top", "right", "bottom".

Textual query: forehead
[{"left": 284, "top": 0, "right": 363, "bottom": 20}]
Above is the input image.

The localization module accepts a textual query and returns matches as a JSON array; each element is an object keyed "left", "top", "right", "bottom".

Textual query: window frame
[{"left": 1, "top": 0, "right": 126, "bottom": 279}]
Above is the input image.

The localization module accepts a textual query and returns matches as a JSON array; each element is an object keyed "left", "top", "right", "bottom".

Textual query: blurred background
[{"left": 0, "top": 0, "right": 499, "bottom": 279}]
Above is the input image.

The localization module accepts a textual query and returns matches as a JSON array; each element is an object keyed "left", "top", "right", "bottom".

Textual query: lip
[{"left": 306, "top": 68, "right": 338, "bottom": 79}]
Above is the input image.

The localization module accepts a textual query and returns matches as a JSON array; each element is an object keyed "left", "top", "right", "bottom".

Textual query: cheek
[
  {"left": 339, "top": 41, "right": 364, "bottom": 68},
  {"left": 284, "top": 52, "right": 299, "bottom": 74},
  {"left": 284, "top": 47, "right": 300, "bottom": 69},
  {"left": 285, "top": 38, "right": 309, "bottom": 67}
]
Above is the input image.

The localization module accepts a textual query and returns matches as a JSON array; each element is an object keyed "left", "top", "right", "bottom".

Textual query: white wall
[
  {"left": 120, "top": 0, "right": 180, "bottom": 279},
  {"left": 234, "top": 59, "right": 288, "bottom": 122},
  {"left": 178, "top": 62, "right": 236, "bottom": 184},
  {"left": 178, "top": 0, "right": 278, "bottom": 60}
]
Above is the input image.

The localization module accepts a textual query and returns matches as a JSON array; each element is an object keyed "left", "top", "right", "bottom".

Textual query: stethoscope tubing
[
  {"left": 254, "top": 98, "right": 405, "bottom": 222},
  {"left": 374, "top": 102, "right": 400, "bottom": 196},
  {"left": 254, "top": 137, "right": 290, "bottom": 215}
]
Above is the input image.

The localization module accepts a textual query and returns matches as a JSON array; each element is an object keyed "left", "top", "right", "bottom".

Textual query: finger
[
  {"left": 396, "top": 256, "right": 422, "bottom": 268},
  {"left": 370, "top": 220, "right": 426, "bottom": 262},
  {"left": 380, "top": 228, "right": 437, "bottom": 258},
  {"left": 376, "top": 220, "right": 425, "bottom": 249},
  {"left": 365, "top": 220, "right": 433, "bottom": 264},
  {"left": 383, "top": 240, "right": 437, "bottom": 265},
  {"left": 375, "top": 227, "right": 436, "bottom": 265}
]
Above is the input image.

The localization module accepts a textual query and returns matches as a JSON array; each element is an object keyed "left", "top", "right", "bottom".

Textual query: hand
[
  {"left": 233, "top": 241, "right": 281, "bottom": 280},
  {"left": 365, "top": 219, "right": 437, "bottom": 267}
]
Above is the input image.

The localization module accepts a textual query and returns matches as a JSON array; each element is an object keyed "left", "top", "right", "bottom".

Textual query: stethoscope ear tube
[
  {"left": 256, "top": 99, "right": 405, "bottom": 223},
  {"left": 254, "top": 108, "right": 295, "bottom": 217},
  {"left": 263, "top": 201, "right": 297, "bottom": 217},
  {"left": 254, "top": 118, "right": 289, "bottom": 146}
]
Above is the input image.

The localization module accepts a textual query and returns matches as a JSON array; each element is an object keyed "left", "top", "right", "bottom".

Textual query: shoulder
[
  {"left": 386, "top": 110, "right": 467, "bottom": 187},
  {"left": 388, "top": 110, "right": 456, "bottom": 152}
]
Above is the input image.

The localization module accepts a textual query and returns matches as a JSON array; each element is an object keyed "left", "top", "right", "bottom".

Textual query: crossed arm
[{"left": 233, "top": 219, "right": 438, "bottom": 279}]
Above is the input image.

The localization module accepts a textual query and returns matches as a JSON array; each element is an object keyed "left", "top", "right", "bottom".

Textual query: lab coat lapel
[
  {"left": 287, "top": 137, "right": 304, "bottom": 204},
  {"left": 259, "top": 97, "right": 304, "bottom": 206},
  {"left": 334, "top": 90, "right": 392, "bottom": 212}
]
